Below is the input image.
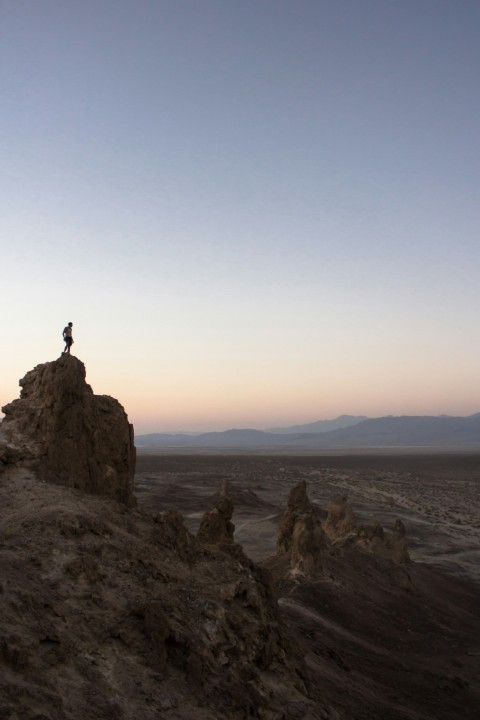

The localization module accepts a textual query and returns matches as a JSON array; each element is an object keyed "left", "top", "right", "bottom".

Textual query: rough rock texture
[
  {"left": 357, "top": 518, "right": 410, "bottom": 564},
  {"left": 136, "top": 455, "right": 480, "bottom": 720},
  {"left": 324, "top": 494, "right": 410, "bottom": 565},
  {"left": 151, "top": 508, "right": 196, "bottom": 562},
  {"left": 2, "top": 360, "right": 478, "bottom": 719},
  {"left": 273, "top": 484, "right": 410, "bottom": 583},
  {"left": 196, "top": 479, "right": 235, "bottom": 545},
  {"left": 0, "top": 355, "right": 135, "bottom": 505},
  {"left": 0, "top": 362, "right": 318, "bottom": 719},
  {"left": 322, "top": 495, "right": 357, "bottom": 542},
  {"left": 290, "top": 512, "right": 326, "bottom": 576},
  {"left": 276, "top": 480, "right": 326, "bottom": 575},
  {"left": 261, "top": 478, "right": 480, "bottom": 719},
  {"left": 0, "top": 467, "right": 313, "bottom": 720}
]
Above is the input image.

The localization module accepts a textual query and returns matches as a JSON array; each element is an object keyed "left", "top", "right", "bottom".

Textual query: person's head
[{"left": 68, "top": 322, "right": 73, "bottom": 327}]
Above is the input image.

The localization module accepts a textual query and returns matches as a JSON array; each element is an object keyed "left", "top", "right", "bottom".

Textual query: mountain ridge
[
  {"left": 266, "top": 413, "right": 368, "bottom": 434},
  {"left": 136, "top": 413, "right": 480, "bottom": 450}
]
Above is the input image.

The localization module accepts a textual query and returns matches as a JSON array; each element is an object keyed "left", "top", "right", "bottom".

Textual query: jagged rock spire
[
  {"left": 323, "top": 495, "right": 357, "bottom": 542},
  {"left": 276, "top": 480, "right": 326, "bottom": 576},
  {"left": 197, "top": 479, "right": 235, "bottom": 545}
]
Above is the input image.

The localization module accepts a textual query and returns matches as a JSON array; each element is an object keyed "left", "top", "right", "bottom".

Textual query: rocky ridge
[
  {"left": 0, "top": 358, "right": 315, "bottom": 720},
  {"left": 1, "top": 358, "right": 479, "bottom": 720},
  {"left": 1, "top": 465, "right": 318, "bottom": 720}
]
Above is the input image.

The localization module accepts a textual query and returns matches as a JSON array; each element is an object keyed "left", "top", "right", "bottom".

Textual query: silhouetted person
[{"left": 62, "top": 322, "right": 74, "bottom": 354}]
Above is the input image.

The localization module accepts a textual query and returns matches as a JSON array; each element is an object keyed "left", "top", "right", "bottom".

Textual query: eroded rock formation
[
  {"left": 0, "top": 358, "right": 314, "bottom": 718},
  {"left": 324, "top": 494, "right": 411, "bottom": 564},
  {"left": 0, "top": 355, "right": 135, "bottom": 505},
  {"left": 357, "top": 517, "right": 410, "bottom": 564},
  {"left": 0, "top": 455, "right": 310, "bottom": 720},
  {"left": 197, "top": 478, "right": 235, "bottom": 545},
  {"left": 272, "top": 482, "right": 411, "bottom": 582},
  {"left": 3, "top": 356, "right": 477, "bottom": 720},
  {"left": 323, "top": 494, "right": 357, "bottom": 542},
  {"left": 276, "top": 480, "right": 326, "bottom": 575}
]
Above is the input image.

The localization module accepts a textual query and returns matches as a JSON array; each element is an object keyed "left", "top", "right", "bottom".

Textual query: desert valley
[{"left": 1, "top": 356, "right": 479, "bottom": 720}]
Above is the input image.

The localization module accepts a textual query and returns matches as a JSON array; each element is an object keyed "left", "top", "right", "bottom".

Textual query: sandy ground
[{"left": 135, "top": 453, "right": 480, "bottom": 585}]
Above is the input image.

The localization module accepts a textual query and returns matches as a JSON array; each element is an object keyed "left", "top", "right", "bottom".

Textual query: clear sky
[{"left": 1, "top": 0, "right": 479, "bottom": 433}]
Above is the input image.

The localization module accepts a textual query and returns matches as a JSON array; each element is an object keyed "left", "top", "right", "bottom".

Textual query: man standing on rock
[{"left": 62, "top": 322, "right": 74, "bottom": 354}]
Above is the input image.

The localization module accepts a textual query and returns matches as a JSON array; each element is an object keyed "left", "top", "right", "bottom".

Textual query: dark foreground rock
[
  {"left": 0, "top": 359, "right": 316, "bottom": 720},
  {"left": 197, "top": 479, "right": 235, "bottom": 545},
  {"left": 1, "top": 361, "right": 479, "bottom": 720},
  {"left": 263, "top": 481, "right": 480, "bottom": 720},
  {"left": 0, "top": 467, "right": 315, "bottom": 720}
]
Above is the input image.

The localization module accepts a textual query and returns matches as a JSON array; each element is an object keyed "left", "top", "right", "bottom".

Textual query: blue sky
[{"left": 1, "top": 0, "right": 479, "bottom": 432}]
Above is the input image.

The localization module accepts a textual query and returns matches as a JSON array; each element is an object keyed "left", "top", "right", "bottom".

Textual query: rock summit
[{"left": 0, "top": 354, "right": 135, "bottom": 505}]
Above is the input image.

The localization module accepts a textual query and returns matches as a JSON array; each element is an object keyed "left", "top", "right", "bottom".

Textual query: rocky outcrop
[
  {"left": 197, "top": 479, "right": 235, "bottom": 545},
  {"left": 357, "top": 518, "right": 410, "bottom": 564},
  {"left": 0, "top": 355, "right": 135, "bottom": 505},
  {"left": 260, "top": 473, "right": 479, "bottom": 719},
  {"left": 272, "top": 484, "right": 410, "bottom": 582},
  {"left": 0, "top": 467, "right": 311, "bottom": 720},
  {"left": 323, "top": 494, "right": 357, "bottom": 542},
  {"left": 324, "top": 495, "right": 411, "bottom": 564},
  {"left": 151, "top": 508, "right": 196, "bottom": 562},
  {"left": 276, "top": 480, "right": 326, "bottom": 575},
  {"left": 0, "top": 358, "right": 318, "bottom": 719}
]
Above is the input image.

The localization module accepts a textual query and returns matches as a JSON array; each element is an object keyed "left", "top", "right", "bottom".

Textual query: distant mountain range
[
  {"left": 136, "top": 413, "right": 480, "bottom": 451},
  {"left": 266, "top": 414, "right": 368, "bottom": 434}
]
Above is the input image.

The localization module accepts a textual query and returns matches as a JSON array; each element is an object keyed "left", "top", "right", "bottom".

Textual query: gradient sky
[{"left": 1, "top": 0, "right": 479, "bottom": 433}]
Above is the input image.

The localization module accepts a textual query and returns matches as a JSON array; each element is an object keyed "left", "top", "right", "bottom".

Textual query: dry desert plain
[
  {"left": 135, "top": 452, "right": 480, "bottom": 720},
  {"left": 135, "top": 452, "right": 480, "bottom": 583}
]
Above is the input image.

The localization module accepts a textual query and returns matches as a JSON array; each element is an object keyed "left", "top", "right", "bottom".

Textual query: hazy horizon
[
  {"left": 129, "top": 410, "right": 480, "bottom": 436},
  {"left": 2, "top": 1, "right": 479, "bottom": 434}
]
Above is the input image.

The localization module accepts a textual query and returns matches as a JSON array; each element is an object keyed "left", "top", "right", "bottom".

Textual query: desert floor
[
  {"left": 134, "top": 453, "right": 480, "bottom": 719},
  {"left": 135, "top": 453, "right": 480, "bottom": 585}
]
